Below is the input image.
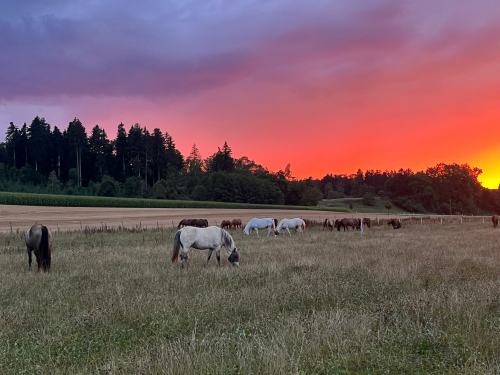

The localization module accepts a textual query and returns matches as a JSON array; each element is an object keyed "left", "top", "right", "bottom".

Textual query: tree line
[
  {"left": 0, "top": 117, "right": 322, "bottom": 205},
  {"left": 1, "top": 116, "right": 499, "bottom": 213}
]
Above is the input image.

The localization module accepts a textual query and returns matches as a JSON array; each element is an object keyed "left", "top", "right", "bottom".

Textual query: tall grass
[{"left": 1, "top": 223, "right": 499, "bottom": 373}]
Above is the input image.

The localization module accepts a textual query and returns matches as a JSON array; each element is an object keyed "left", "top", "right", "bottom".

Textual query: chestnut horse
[
  {"left": 220, "top": 220, "right": 232, "bottom": 229},
  {"left": 493, "top": 215, "right": 499, "bottom": 228},
  {"left": 231, "top": 219, "right": 242, "bottom": 229},
  {"left": 337, "top": 218, "right": 360, "bottom": 231},
  {"left": 387, "top": 219, "right": 402, "bottom": 229}
]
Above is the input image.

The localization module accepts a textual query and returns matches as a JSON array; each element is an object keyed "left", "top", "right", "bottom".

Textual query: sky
[{"left": 1, "top": 0, "right": 499, "bottom": 188}]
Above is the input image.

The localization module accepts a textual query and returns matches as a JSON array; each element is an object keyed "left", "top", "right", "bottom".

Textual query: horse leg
[
  {"left": 180, "top": 248, "right": 189, "bottom": 268},
  {"left": 206, "top": 250, "right": 213, "bottom": 266},
  {"left": 215, "top": 248, "right": 221, "bottom": 267},
  {"left": 255, "top": 228, "right": 259, "bottom": 237},
  {"left": 286, "top": 228, "right": 291, "bottom": 236},
  {"left": 27, "top": 247, "right": 32, "bottom": 271}
]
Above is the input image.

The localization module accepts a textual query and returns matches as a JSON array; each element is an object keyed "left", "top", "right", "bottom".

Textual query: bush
[
  {"left": 123, "top": 176, "right": 142, "bottom": 198},
  {"left": 152, "top": 181, "right": 167, "bottom": 199},
  {"left": 192, "top": 185, "right": 209, "bottom": 201},
  {"left": 98, "top": 175, "right": 118, "bottom": 197},
  {"left": 361, "top": 193, "right": 376, "bottom": 206}
]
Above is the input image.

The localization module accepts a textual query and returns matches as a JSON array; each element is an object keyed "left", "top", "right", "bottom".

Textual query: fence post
[
  {"left": 122, "top": 221, "right": 124, "bottom": 230},
  {"left": 157, "top": 221, "right": 159, "bottom": 229},
  {"left": 57, "top": 222, "right": 60, "bottom": 233},
  {"left": 139, "top": 221, "right": 142, "bottom": 230},
  {"left": 483, "top": 216, "right": 485, "bottom": 224},
  {"left": 172, "top": 221, "right": 174, "bottom": 228},
  {"left": 441, "top": 217, "right": 443, "bottom": 225},
  {"left": 10, "top": 222, "right": 12, "bottom": 234},
  {"left": 101, "top": 221, "right": 104, "bottom": 230},
  {"left": 80, "top": 221, "right": 83, "bottom": 231},
  {"left": 421, "top": 217, "right": 422, "bottom": 225}
]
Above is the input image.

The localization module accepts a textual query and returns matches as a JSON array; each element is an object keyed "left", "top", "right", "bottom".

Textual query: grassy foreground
[
  {"left": 0, "top": 191, "right": 350, "bottom": 213},
  {"left": 1, "top": 223, "right": 500, "bottom": 374}
]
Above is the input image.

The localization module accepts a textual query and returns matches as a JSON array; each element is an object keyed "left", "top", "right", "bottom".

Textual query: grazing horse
[
  {"left": 337, "top": 218, "right": 360, "bottom": 231},
  {"left": 231, "top": 219, "right": 242, "bottom": 229},
  {"left": 220, "top": 220, "right": 232, "bottom": 229},
  {"left": 323, "top": 219, "right": 334, "bottom": 231},
  {"left": 25, "top": 224, "right": 53, "bottom": 272},
  {"left": 493, "top": 215, "right": 499, "bottom": 228},
  {"left": 362, "top": 218, "right": 371, "bottom": 228},
  {"left": 388, "top": 219, "right": 402, "bottom": 229},
  {"left": 172, "top": 226, "right": 240, "bottom": 268},
  {"left": 243, "top": 218, "right": 277, "bottom": 237},
  {"left": 178, "top": 219, "right": 192, "bottom": 229},
  {"left": 276, "top": 218, "right": 306, "bottom": 236}
]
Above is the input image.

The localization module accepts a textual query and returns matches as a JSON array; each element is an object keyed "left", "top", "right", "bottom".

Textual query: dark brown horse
[
  {"left": 178, "top": 219, "right": 192, "bottom": 228},
  {"left": 323, "top": 219, "right": 334, "bottom": 231},
  {"left": 220, "top": 220, "right": 232, "bottom": 229},
  {"left": 493, "top": 215, "right": 499, "bottom": 228},
  {"left": 387, "top": 219, "right": 402, "bottom": 229},
  {"left": 25, "top": 224, "right": 53, "bottom": 272},
  {"left": 337, "top": 218, "right": 360, "bottom": 231},
  {"left": 232, "top": 219, "right": 242, "bottom": 229}
]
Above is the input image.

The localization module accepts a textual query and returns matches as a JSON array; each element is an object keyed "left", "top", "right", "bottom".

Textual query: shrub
[{"left": 361, "top": 192, "right": 376, "bottom": 206}]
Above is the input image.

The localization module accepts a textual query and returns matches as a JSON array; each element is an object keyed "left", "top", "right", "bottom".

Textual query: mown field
[{"left": 1, "top": 222, "right": 500, "bottom": 374}]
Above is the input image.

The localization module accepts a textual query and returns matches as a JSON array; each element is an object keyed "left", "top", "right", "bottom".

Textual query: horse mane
[
  {"left": 220, "top": 228, "right": 235, "bottom": 250},
  {"left": 243, "top": 219, "right": 253, "bottom": 234}
]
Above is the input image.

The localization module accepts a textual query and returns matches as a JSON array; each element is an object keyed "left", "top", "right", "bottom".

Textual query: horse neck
[{"left": 243, "top": 220, "right": 253, "bottom": 234}]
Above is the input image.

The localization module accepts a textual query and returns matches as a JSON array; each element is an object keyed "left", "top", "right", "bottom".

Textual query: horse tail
[
  {"left": 40, "top": 225, "right": 51, "bottom": 271},
  {"left": 172, "top": 230, "right": 182, "bottom": 263}
]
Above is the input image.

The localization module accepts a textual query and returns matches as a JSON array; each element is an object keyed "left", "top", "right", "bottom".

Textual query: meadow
[{"left": 1, "top": 221, "right": 500, "bottom": 374}]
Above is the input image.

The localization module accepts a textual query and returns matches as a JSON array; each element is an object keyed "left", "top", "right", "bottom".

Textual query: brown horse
[
  {"left": 362, "top": 218, "right": 371, "bottom": 228},
  {"left": 178, "top": 219, "right": 192, "bottom": 228},
  {"left": 387, "top": 219, "right": 402, "bottom": 229},
  {"left": 25, "top": 224, "right": 53, "bottom": 272},
  {"left": 220, "top": 220, "right": 232, "bottom": 229},
  {"left": 323, "top": 219, "right": 333, "bottom": 231},
  {"left": 493, "top": 215, "right": 499, "bottom": 228},
  {"left": 337, "top": 218, "right": 360, "bottom": 231},
  {"left": 231, "top": 219, "right": 242, "bottom": 229}
]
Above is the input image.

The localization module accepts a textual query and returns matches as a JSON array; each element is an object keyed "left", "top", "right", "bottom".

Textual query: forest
[{"left": 1, "top": 116, "right": 499, "bottom": 214}]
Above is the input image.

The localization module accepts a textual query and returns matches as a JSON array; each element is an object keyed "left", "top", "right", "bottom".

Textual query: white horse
[
  {"left": 276, "top": 218, "right": 306, "bottom": 236},
  {"left": 243, "top": 218, "right": 277, "bottom": 236},
  {"left": 172, "top": 226, "right": 240, "bottom": 268}
]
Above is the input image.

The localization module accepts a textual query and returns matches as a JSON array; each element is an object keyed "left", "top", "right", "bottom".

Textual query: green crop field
[
  {"left": 1, "top": 222, "right": 499, "bottom": 373},
  {"left": 0, "top": 192, "right": 351, "bottom": 213}
]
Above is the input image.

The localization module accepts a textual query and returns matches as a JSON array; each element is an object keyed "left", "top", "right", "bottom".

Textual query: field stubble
[{"left": 1, "top": 223, "right": 500, "bottom": 374}]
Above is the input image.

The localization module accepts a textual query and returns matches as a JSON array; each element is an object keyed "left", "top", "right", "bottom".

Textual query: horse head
[{"left": 228, "top": 248, "right": 240, "bottom": 267}]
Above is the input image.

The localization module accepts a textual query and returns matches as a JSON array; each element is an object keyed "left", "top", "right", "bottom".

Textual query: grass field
[
  {"left": 319, "top": 197, "right": 406, "bottom": 214},
  {"left": 1, "top": 222, "right": 500, "bottom": 374}
]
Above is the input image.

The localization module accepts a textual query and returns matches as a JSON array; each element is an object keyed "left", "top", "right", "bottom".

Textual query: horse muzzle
[{"left": 232, "top": 262, "right": 240, "bottom": 267}]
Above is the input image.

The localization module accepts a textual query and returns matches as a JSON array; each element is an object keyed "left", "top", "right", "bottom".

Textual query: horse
[
  {"left": 243, "top": 218, "right": 277, "bottom": 236},
  {"left": 323, "top": 219, "right": 334, "bottom": 231},
  {"left": 192, "top": 219, "right": 208, "bottom": 228},
  {"left": 276, "top": 218, "right": 306, "bottom": 236},
  {"left": 337, "top": 218, "right": 360, "bottom": 231},
  {"left": 231, "top": 219, "right": 242, "bottom": 229},
  {"left": 362, "top": 218, "right": 371, "bottom": 228},
  {"left": 493, "top": 215, "right": 499, "bottom": 228},
  {"left": 387, "top": 219, "right": 402, "bottom": 229},
  {"left": 220, "top": 220, "right": 232, "bottom": 229},
  {"left": 172, "top": 226, "right": 240, "bottom": 268},
  {"left": 178, "top": 219, "right": 192, "bottom": 228},
  {"left": 25, "top": 224, "right": 53, "bottom": 272}
]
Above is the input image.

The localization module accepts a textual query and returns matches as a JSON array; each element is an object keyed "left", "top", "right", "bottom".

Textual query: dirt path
[{"left": 0, "top": 205, "right": 398, "bottom": 232}]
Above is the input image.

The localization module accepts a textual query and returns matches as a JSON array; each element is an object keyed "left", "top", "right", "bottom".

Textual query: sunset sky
[{"left": 1, "top": 1, "right": 499, "bottom": 188}]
